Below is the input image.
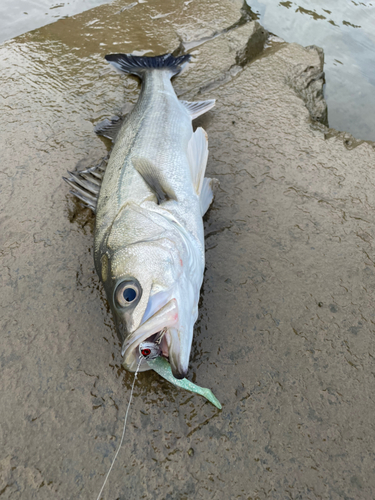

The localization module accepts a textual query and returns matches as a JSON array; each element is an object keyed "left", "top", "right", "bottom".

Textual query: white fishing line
[{"left": 96, "top": 358, "right": 142, "bottom": 500}]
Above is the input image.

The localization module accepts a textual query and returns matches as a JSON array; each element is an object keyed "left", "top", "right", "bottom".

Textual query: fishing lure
[{"left": 139, "top": 341, "right": 222, "bottom": 410}]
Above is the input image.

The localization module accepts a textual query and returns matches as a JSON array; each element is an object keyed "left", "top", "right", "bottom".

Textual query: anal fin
[
  {"left": 180, "top": 99, "right": 215, "bottom": 120},
  {"left": 132, "top": 157, "right": 177, "bottom": 205}
]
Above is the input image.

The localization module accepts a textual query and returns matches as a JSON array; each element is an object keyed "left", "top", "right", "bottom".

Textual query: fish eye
[
  {"left": 123, "top": 287, "right": 136, "bottom": 302},
  {"left": 115, "top": 280, "right": 141, "bottom": 307}
]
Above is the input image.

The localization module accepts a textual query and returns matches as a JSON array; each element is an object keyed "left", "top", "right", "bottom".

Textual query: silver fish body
[{"left": 89, "top": 54, "right": 216, "bottom": 379}]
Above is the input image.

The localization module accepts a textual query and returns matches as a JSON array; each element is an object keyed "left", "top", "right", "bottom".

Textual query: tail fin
[{"left": 105, "top": 53, "right": 191, "bottom": 79}]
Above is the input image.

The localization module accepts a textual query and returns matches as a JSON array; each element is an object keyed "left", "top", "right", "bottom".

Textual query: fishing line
[{"left": 95, "top": 357, "right": 142, "bottom": 500}]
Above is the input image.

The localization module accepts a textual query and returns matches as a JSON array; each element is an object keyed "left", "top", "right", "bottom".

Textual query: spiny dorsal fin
[
  {"left": 94, "top": 116, "right": 124, "bottom": 143},
  {"left": 132, "top": 157, "right": 177, "bottom": 205},
  {"left": 180, "top": 100, "right": 215, "bottom": 120},
  {"left": 63, "top": 157, "right": 107, "bottom": 213},
  {"left": 187, "top": 127, "right": 208, "bottom": 195},
  {"left": 66, "top": 170, "right": 100, "bottom": 196},
  {"left": 63, "top": 176, "right": 97, "bottom": 212}
]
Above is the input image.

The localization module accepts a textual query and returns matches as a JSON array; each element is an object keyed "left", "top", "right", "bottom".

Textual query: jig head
[{"left": 139, "top": 328, "right": 166, "bottom": 360}]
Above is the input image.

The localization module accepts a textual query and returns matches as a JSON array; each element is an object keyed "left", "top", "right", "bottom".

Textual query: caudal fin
[{"left": 105, "top": 53, "right": 191, "bottom": 79}]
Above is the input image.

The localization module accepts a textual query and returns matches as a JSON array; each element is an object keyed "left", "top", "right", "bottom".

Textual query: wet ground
[
  {"left": 246, "top": 0, "right": 375, "bottom": 141},
  {"left": 3, "top": 0, "right": 375, "bottom": 142},
  {"left": 0, "top": 0, "right": 113, "bottom": 43},
  {"left": 1, "top": 0, "right": 375, "bottom": 499}
]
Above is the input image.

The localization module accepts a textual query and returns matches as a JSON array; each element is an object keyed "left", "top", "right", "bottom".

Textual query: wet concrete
[
  {"left": 1, "top": 0, "right": 375, "bottom": 499},
  {"left": 246, "top": 0, "right": 375, "bottom": 142},
  {"left": 0, "top": 0, "right": 114, "bottom": 43}
]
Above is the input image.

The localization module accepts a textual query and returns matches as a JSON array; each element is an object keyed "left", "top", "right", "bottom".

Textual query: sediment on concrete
[{"left": 1, "top": 1, "right": 375, "bottom": 499}]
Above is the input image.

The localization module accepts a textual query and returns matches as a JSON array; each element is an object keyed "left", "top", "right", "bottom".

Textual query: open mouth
[
  {"left": 139, "top": 328, "right": 168, "bottom": 359},
  {"left": 121, "top": 298, "right": 178, "bottom": 367}
]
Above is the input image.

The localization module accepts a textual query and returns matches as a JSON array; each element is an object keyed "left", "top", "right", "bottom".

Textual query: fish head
[{"left": 99, "top": 235, "right": 200, "bottom": 379}]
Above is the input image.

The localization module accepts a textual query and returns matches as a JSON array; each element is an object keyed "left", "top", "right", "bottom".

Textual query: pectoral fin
[{"left": 132, "top": 157, "right": 177, "bottom": 205}]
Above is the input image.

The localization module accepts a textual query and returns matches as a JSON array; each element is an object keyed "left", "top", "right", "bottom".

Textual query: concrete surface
[{"left": 1, "top": 0, "right": 375, "bottom": 498}]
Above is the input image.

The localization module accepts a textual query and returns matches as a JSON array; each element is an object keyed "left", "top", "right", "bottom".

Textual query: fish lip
[
  {"left": 166, "top": 327, "right": 191, "bottom": 379},
  {"left": 171, "top": 367, "right": 188, "bottom": 379},
  {"left": 121, "top": 298, "right": 178, "bottom": 360}
]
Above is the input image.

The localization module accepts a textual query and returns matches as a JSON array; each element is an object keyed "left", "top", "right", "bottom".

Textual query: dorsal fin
[
  {"left": 94, "top": 116, "right": 124, "bottom": 143},
  {"left": 132, "top": 157, "right": 177, "bottom": 204},
  {"left": 63, "top": 157, "right": 107, "bottom": 213},
  {"left": 180, "top": 100, "right": 215, "bottom": 120},
  {"left": 187, "top": 127, "right": 208, "bottom": 195}
]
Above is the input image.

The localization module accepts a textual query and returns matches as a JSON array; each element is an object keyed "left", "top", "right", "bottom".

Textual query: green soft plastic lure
[{"left": 147, "top": 356, "right": 222, "bottom": 410}]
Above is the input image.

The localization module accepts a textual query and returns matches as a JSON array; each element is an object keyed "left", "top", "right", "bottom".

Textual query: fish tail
[{"left": 104, "top": 53, "right": 191, "bottom": 79}]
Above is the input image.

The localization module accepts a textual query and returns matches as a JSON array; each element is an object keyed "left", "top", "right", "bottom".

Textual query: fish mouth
[{"left": 122, "top": 298, "right": 182, "bottom": 375}]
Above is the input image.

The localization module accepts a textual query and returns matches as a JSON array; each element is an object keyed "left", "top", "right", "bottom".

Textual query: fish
[{"left": 65, "top": 52, "right": 218, "bottom": 381}]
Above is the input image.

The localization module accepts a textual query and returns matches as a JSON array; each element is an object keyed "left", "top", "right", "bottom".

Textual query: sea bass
[{"left": 66, "top": 53, "right": 217, "bottom": 380}]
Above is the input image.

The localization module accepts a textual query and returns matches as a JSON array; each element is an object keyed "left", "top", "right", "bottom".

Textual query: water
[
  {"left": 246, "top": 0, "right": 375, "bottom": 140},
  {"left": 2, "top": 0, "right": 375, "bottom": 498},
  {"left": 2, "top": 0, "right": 375, "bottom": 140},
  {"left": 0, "top": 0, "right": 114, "bottom": 43}
]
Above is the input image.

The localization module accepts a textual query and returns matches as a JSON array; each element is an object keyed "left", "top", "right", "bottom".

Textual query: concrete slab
[{"left": 1, "top": 1, "right": 375, "bottom": 499}]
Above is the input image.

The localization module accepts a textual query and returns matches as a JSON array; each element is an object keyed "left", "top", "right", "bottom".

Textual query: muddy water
[
  {"left": 0, "top": 0, "right": 114, "bottom": 43},
  {"left": 1, "top": 0, "right": 375, "bottom": 499},
  {"left": 247, "top": 0, "right": 375, "bottom": 142},
  {"left": 3, "top": 0, "right": 375, "bottom": 143}
]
